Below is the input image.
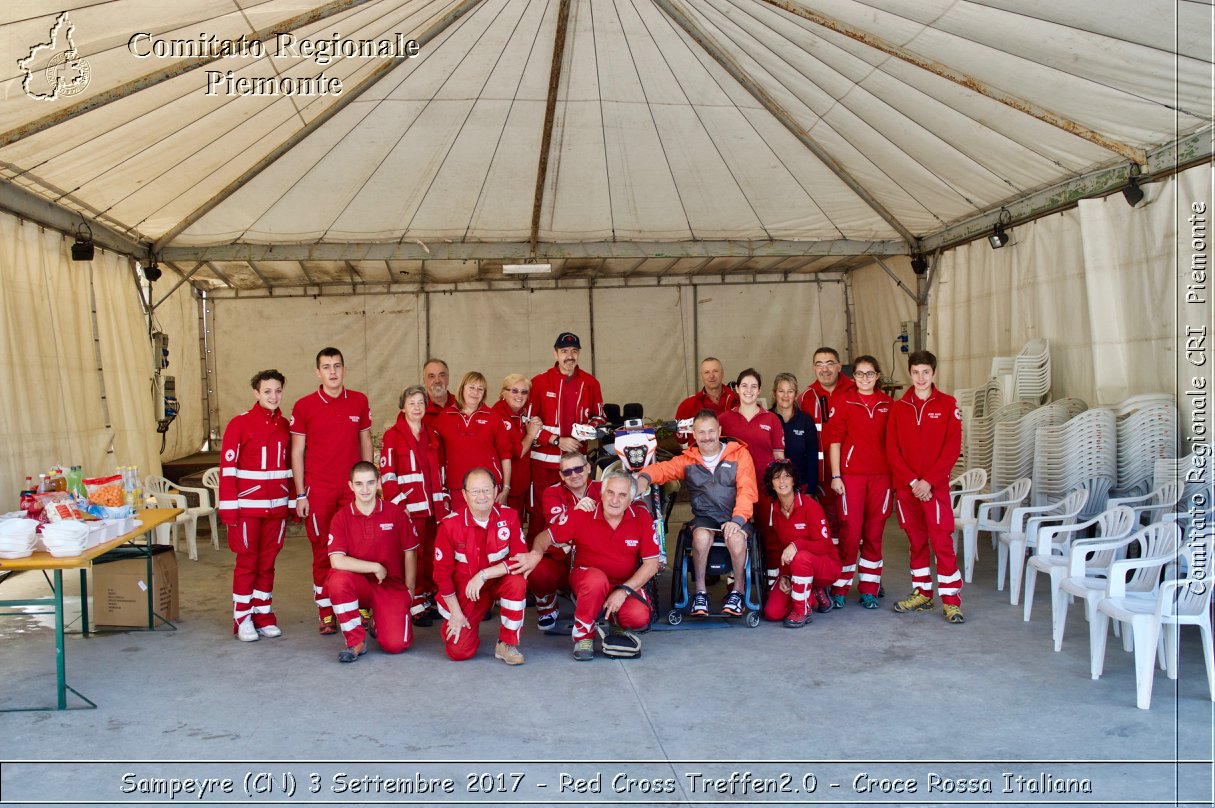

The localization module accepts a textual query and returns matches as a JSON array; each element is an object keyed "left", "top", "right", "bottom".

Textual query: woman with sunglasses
[
  {"left": 433, "top": 371, "right": 513, "bottom": 512},
  {"left": 760, "top": 460, "right": 840, "bottom": 627},
  {"left": 822, "top": 355, "right": 893, "bottom": 610},
  {"left": 492, "top": 373, "right": 544, "bottom": 527}
]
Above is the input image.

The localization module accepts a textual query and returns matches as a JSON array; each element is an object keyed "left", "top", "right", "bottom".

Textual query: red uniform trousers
[
  {"left": 819, "top": 486, "right": 844, "bottom": 541},
  {"left": 570, "top": 567, "right": 650, "bottom": 641},
  {"left": 755, "top": 488, "right": 781, "bottom": 584},
  {"left": 410, "top": 516, "right": 436, "bottom": 614},
  {"left": 894, "top": 487, "right": 962, "bottom": 606},
  {"left": 527, "top": 549, "right": 570, "bottom": 614},
  {"left": 326, "top": 569, "right": 413, "bottom": 653},
  {"left": 834, "top": 473, "right": 892, "bottom": 596},
  {"left": 229, "top": 516, "right": 286, "bottom": 632},
  {"left": 527, "top": 464, "right": 561, "bottom": 539},
  {"left": 304, "top": 486, "right": 353, "bottom": 620},
  {"left": 440, "top": 573, "right": 527, "bottom": 661},
  {"left": 764, "top": 550, "right": 842, "bottom": 621}
]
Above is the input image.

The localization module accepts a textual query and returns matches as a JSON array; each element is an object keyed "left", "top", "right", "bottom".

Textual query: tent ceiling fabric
[{"left": 0, "top": 0, "right": 1209, "bottom": 291}]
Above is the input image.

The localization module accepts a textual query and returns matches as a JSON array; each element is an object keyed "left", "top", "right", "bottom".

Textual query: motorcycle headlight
[{"left": 625, "top": 446, "right": 647, "bottom": 469}]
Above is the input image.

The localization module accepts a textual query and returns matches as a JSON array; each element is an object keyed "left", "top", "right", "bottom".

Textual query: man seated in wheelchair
[
  {"left": 514, "top": 470, "right": 660, "bottom": 660},
  {"left": 637, "top": 408, "right": 758, "bottom": 617}
]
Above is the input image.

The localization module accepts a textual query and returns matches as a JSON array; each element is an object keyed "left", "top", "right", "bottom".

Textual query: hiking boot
[
  {"left": 690, "top": 590, "right": 710, "bottom": 616},
  {"left": 859, "top": 594, "right": 880, "bottom": 610},
  {"left": 599, "top": 624, "right": 641, "bottom": 658},
  {"left": 318, "top": 615, "right": 338, "bottom": 635},
  {"left": 338, "top": 641, "right": 367, "bottom": 663},
  {"left": 256, "top": 624, "right": 282, "bottom": 638},
  {"left": 494, "top": 641, "right": 524, "bottom": 666},
  {"left": 943, "top": 604, "right": 966, "bottom": 623},
  {"left": 827, "top": 592, "right": 845, "bottom": 611},
  {"left": 360, "top": 608, "right": 376, "bottom": 637},
  {"left": 236, "top": 620, "right": 259, "bottom": 642},
  {"left": 572, "top": 638, "right": 594, "bottom": 661},
  {"left": 721, "top": 590, "right": 745, "bottom": 616},
  {"left": 894, "top": 592, "right": 935, "bottom": 613},
  {"left": 783, "top": 605, "right": 812, "bottom": 628}
]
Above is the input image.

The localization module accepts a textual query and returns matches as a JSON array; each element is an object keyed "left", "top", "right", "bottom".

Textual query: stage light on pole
[
  {"left": 71, "top": 221, "right": 94, "bottom": 261},
  {"left": 988, "top": 208, "right": 1012, "bottom": 250}
]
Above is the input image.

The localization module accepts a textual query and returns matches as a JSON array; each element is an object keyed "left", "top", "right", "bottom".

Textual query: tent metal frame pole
[
  {"left": 154, "top": 0, "right": 485, "bottom": 252},
  {"left": 757, "top": 0, "right": 1147, "bottom": 166},
  {"left": 529, "top": 0, "right": 573, "bottom": 258},
  {"left": 150, "top": 263, "right": 203, "bottom": 311},
  {"left": 0, "top": 0, "right": 377, "bottom": 149},
  {"left": 199, "top": 291, "right": 217, "bottom": 452},
  {"left": 843, "top": 272, "right": 856, "bottom": 363},
  {"left": 874, "top": 257, "right": 917, "bottom": 302},
  {"left": 0, "top": 180, "right": 146, "bottom": 257},
  {"left": 652, "top": 0, "right": 917, "bottom": 249}
]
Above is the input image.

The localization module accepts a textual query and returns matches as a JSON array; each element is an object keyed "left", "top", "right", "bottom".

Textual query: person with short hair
[
  {"left": 219, "top": 369, "right": 294, "bottom": 642},
  {"left": 526, "top": 332, "right": 606, "bottom": 536},
  {"left": 797, "top": 347, "right": 856, "bottom": 540},
  {"left": 886, "top": 350, "right": 965, "bottom": 623},
  {"left": 326, "top": 462, "right": 418, "bottom": 663},
  {"left": 433, "top": 371, "right": 513, "bottom": 512},
  {"left": 527, "top": 450, "right": 602, "bottom": 630},
  {"left": 432, "top": 468, "right": 529, "bottom": 665},
  {"left": 771, "top": 372, "right": 819, "bottom": 495},
  {"left": 824, "top": 355, "right": 893, "bottom": 610},
  {"left": 760, "top": 460, "right": 840, "bottom": 627},
  {"left": 422, "top": 358, "right": 451, "bottom": 424},
  {"left": 515, "top": 470, "right": 660, "bottom": 660},
  {"left": 491, "top": 373, "right": 544, "bottom": 525},
  {"left": 719, "top": 367, "right": 786, "bottom": 586},
  {"left": 637, "top": 409, "right": 758, "bottom": 617},
  {"left": 289, "top": 347, "right": 373, "bottom": 635},
  {"left": 674, "top": 357, "right": 739, "bottom": 445},
  {"left": 380, "top": 384, "right": 448, "bottom": 623}
]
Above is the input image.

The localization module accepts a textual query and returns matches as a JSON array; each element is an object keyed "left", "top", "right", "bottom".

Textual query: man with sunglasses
[
  {"left": 797, "top": 347, "right": 856, "bottom": 540},
  {"left": 526, "top": 451, "right": 602, "bottom": 630}
]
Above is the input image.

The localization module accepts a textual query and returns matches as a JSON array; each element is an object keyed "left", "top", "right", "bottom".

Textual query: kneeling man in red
[{"left": 326, "top": 462, "right": 418, "bottom": 662}]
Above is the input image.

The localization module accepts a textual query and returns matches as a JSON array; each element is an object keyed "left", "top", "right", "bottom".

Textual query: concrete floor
[{"left": 0, "top": 509, "right": 1211, "bottom": 808}]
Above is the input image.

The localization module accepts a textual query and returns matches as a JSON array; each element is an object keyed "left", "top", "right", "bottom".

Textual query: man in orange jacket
[{"left": 637, "top": 409, "right": 757, "bottom": 617}]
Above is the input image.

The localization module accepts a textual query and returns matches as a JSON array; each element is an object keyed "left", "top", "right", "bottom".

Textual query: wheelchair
[{"left": 667, "top": 520, "right": 765, "bottom": 627}]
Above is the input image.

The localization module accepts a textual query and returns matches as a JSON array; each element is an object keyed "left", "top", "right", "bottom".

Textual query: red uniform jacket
[
  {"left": 491, "top": 398, "right": 531, "bottom": 501},
  {"left": 218, "top": 404, "right": 294, "bottom": 524},
  {"left": 885, "top": 386, "right": 963, "bottom": 490},
  {"left": 432, "top": 403, "right": 512, "bottom": 491},
  {"left": 540, "top": 479, "right": 603, "bottom": 528},
  {"left": 675, "top": 387, "right": 740, "bottom": 445},
  {"left": 432, "top": 505, "right": 527, "bottom": 600},
  {"left": 797, "top": 375, "right": 858, "bottom": 425},
  {"left": 764, "top": 493, "right": 837, "bottom": 558},
  {"left": 822, "top": 389, "right": 894, "bottom": 476},
  {"left": 527, "top": 365, "right": 606, "bottom": 470},
  {"left": 380, "top": 412, "right": 448, "bottom": 519}
]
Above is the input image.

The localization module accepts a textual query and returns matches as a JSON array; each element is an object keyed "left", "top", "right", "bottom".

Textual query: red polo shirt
[
  {"left": 289, "top": 386, "right": 372, "bottom": 491},
  {"left": 547, "top": 503, "right": 661, "bottom": 585},
  {"left": 327, "top": 500, "right": 419, "bottom": 585},
  {"left": 718, "top": 407, "right": 785, "bottom": 475}
]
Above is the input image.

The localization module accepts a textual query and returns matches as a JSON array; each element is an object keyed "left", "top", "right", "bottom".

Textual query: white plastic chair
[
  {"left": 950, "top": 468, "right": 987, "bottom": 516},
  {"left": 996, "top": 487, "right": 1088, "bottom": 605},
  {"left": 201, "top": 467, "right": 222, "bottom": 549},
  {"left": 144, "top": 475, "right": 207, "bottom": 561},
  {"left": 1090, "top": 524, "right": 1185, "bottom": 708},
  {"left": 1160, "top": 533, "right": 1215, "bottom": 706},
  {"left": 953, "top": 477, "right": 1032, "bottom": 583},
  {"left": 1022, "top": 506, "right": 1135, "bottom": 647},
  {"left": 1108, "top": 480, "right": 1183, "bottom": 526}
]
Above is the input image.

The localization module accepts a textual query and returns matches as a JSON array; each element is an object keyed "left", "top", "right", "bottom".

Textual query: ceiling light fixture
[
  {"left": 71, "top": 220, "right": 94, "bottom": 261},
  {"left": 988, "top": 208, "right": 1012, "bottom": 250},
  {"left": 503, "top": 262, "right": 552, "bottom": 275},
  {"left": 910, "top": 253, "right": 929, "bottom": 275},
  {"left": 143, "top": 255, "right": 162, "bottom": 282},
  {"left": 1121, "top": 166, "right": 1145, "bottom": 207}
]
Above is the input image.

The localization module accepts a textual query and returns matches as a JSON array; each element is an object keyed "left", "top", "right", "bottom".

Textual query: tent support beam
[
  {"left": 151, "top": 262, "right": 204, "bottom": 310},
  {"left": 529, "top": 0, "right": 572, "bottom": 258},
  {"left": 874, "top": 257, "right": 917, "bottom": 302},
  {"left": 653, "top": 0, "right": 917, "bottom": 248},
  {"left": 0, "top": 179, "right": 146, "bottom": 257},
  {"left": 204, "top": 261, "right": 236, "bottom": 289},
  {"left": 163, "top": 238, "right": 903, "bottom": 262},
  {"left": 758, "top": 0, "right": 1147, "bottom": 166},
  {"left": 0, "top": 0, "right": 376, "bottom": 149},
  {"left": 153, "top": 0, "right": 485, "bottom": 252}
]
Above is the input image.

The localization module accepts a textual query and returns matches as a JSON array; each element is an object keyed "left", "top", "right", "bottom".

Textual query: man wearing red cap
[{"left": 526, "top": 332, "right": 606, "bottom": 537}]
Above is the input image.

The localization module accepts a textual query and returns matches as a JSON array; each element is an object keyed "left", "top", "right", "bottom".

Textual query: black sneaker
[
  {"left": 338, "top": 641, "right": 367, "bottom": 663},
  {"left": 721, "top": 590, "right": 745, "bottom": 616},
  {"left": 599, "top": 624, "right": 641, "bottom": 658},
  {"left": 690, "top": 591, "right": 709, "bottom": 616}
]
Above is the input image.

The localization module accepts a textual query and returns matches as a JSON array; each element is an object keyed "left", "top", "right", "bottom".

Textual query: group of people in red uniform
[{"left": 217, "top": 334, "right": 964, "bottom": 665}]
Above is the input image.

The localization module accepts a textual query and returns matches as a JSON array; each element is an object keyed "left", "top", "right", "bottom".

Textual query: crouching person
[
  {"left": 433, "top": 468, "right": 529, "bottom": 665},
  {"left": 761, "top": 459, "right": 841, "bottom": 627},
  {"left": 516, "top": 470, "right": 660, "bottom": 661},
  {"left": 326, "top": 462, "right": 418, "bottom": 662}
]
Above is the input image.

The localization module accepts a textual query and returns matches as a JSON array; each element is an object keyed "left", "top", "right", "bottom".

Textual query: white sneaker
[
  {"left": 236, "top": 620, "right": 259, "bottom": 642},
  {"left": 256, "top": 624, "right": 282, "bottom": 638}
]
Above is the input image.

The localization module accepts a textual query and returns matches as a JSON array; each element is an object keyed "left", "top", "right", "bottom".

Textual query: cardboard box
[{"left": 91, "top": 546, "right": 179, "bottom": 626}]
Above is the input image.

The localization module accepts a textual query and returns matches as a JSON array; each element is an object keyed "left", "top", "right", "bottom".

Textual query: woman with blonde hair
[
  {"left": 432, "top": 371, "right": 513, "bottom": 511},
  {"left": 492, "top": 373, "right": 543, "bottom": 525}
]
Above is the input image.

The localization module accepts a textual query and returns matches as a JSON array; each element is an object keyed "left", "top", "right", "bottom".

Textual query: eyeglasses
[
  {"left": 560, "top": 465, "right": 587, "bottom": 477},
  {"left": 813, "top": 361, "right": 839, "bottom": 369},
  {"left": 465, "top": 487, "right": 495, "bottom": 497},
  {"left": 854, "top": 371, "right": 878, "bottom": 379},
  {"left": 506, "top": 388, "right": 529, "bottom": 396}
]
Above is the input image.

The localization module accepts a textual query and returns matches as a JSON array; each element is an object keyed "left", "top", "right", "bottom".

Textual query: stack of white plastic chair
[
  {"left": 1032, "top": 408, "right": 1117, "bottom": 518},
  {"left": 990, "top": 356, "right": 1016, "bottom": 404},
  {"left": 981, "top": 378, "right": 1006, "bottom": 414},
  {"left": 1113, "top": 396, "right": 1178, "bottom": 497},
  {"left": 1157, "top": 454, "right": 1213, "bottom": 541},
  {"left": 952, "top": 388, "right": 981, "bottom": 477},
  {"left": 950, "top": 468, "right": 988, "bottom": 516},
  {"left": 1011, "top": 339, "right": 1051, "bottom": 404},
  {"left": 966, "top": 401, "right": 1037, "bottom": 483},
  {"left": 990, "top": 400, "right": 1086, "bottom": 492}
]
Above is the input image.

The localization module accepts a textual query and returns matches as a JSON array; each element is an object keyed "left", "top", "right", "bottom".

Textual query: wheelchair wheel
[
  {"left": 667, "top": 609, "right": 682, "bottom": 626},
  {"left": 745, "top": 611, "right": 760, "bottom": 628}
]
